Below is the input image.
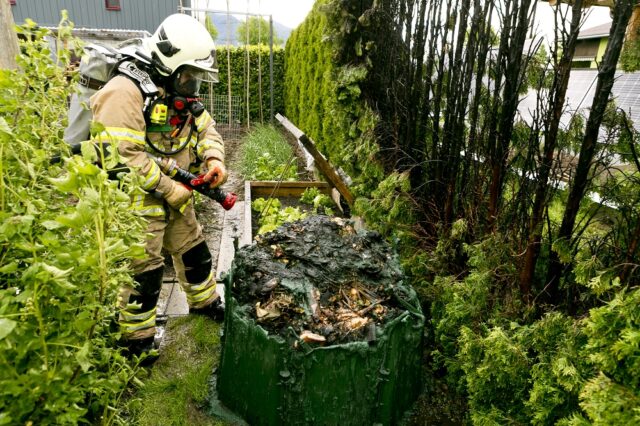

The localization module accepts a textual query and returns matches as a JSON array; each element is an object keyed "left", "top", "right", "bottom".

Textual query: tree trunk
[
  {"left": 519, "top": 0, "right": 584, "bottom": 300},
  {"left": 547, "top": 0, "right": 635, "bottom": 300},
  {"left": 0, "top": 0, "right": 19, "bottom": 69},
  {"left": 487, "top": 0, "right": 535, "bottom": 228}
]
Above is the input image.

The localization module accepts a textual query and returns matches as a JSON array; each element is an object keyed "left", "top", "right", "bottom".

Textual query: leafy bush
[{"left": 0, "top": 20, "right": 147, "bottom": 424}]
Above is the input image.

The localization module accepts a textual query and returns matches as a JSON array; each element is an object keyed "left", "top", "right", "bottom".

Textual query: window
[
  {"left": 574, "top": 39, "right": 600, "bottom": 60},
  {"left": 105, "top": 0, "right": 121, "bottom": 11}
]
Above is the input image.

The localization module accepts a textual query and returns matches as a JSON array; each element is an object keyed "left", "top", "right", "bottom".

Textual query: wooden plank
[
  {"left": 241, "top": 181, "right": 253, "bottom": 247},
  {"left": 297, "top": 134, "right": 354, "bottom": 207},
  {"left": 216, "top": 201, "right": 244, "bottom": 282},
  {"left": 249, "top": 181, "right": 333, "bottom": 198},
  {"left": 276, "top": 114, "right": 354, "bottom": 207},
  {"left": 0, "top": 0, "right": 19, "bottom": 69},
  {"left": 249, "top": 181, "right": 332, "bottom": 189}
]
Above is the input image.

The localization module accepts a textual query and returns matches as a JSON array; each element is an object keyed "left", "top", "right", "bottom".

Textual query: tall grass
[{"left": 239, "top": 124, "right": 298, "bottom": 181}]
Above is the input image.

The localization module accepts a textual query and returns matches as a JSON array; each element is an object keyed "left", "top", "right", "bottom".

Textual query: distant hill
[{"left": 208, "top": 13, "right": 291, "bottom": 47}]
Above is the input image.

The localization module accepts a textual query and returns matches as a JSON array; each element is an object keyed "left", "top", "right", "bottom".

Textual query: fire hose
[
  {"left": 51, "top": 143, "right": 237, "bottom": 210},
  {"left": 149, "top": 155, "right": 237, "bottom": 210}
]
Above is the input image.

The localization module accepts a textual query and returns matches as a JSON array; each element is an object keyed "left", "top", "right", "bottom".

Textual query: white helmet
[{"left": 144, "top": 14, "right": 218, "bottom": 82}]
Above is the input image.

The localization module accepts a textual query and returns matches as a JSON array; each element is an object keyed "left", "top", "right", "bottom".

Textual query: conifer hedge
[
  {"left": 209, "top": 46, "right": 285, "bottom": 124},
  {"left": 284, "top": 0, "right": 384, "bottom": 195}
]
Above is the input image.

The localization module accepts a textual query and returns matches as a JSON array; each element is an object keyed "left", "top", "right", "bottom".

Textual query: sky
[
  {"left": 192, "top": 0, "right": 317, "bottom": 29},
  {"left": 192, "top": 1, "right": 613, "bottom": 37},
  {"left": 533, "top": 2, "right": 612, "bottom": 43}
]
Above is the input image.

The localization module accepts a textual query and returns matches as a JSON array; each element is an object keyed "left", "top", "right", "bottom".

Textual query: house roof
[
  {"left": 518, "top": 69, "right": 640, "bottom": 131},
  {"left": 43, "top": 27, "right": 151, "bottom": 41},
  {"left": 578, "top": 21, "right": 612, "bottom": 40}
]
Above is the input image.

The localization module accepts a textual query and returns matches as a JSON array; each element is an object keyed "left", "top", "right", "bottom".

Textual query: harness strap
[{"left": 79, "top": 74, "right": 107, "bottom": 91}]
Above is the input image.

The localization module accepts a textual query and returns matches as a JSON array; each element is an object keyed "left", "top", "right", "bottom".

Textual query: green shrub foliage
[
  {"left": 0, "top": 20, "right": 147, "bottom": 424},
  {"left": 284, "top": 0, "right": 383, "bottom": 196},
  {"left": 429, "top": 234, "right": 640, "bottom": 424},
  {"left": 577, "top": 288, "right": 640, "bottom": 424},
  {"left": 283, "top": 1, "right": 640, "bottom": 423}
]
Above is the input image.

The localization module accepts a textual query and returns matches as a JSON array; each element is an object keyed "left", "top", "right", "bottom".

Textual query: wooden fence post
[
  {"left": 0, "top": 0, "right": 20, "bottom": 69},
  {"left": 0, "top": 0, "right": 19, "bottom": 69}
]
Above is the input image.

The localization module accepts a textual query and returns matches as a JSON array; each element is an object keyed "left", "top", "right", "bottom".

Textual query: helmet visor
[
  {"left": 172, "top": 66, "right": 205, "bottom": 96},
  {"left": 193, "top": 49, "right": 219, "bottom": 83}
]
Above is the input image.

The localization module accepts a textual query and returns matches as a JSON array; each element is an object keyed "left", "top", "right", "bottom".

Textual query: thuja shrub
[
  {"left": 429, "top": 234, "right": 522, "bottom": 389},
  {"left": 430, "top": 235, "right": 640, "bottom": 424},
  {"left": 575, "top": 288, "right": 640, "bottom": 424},
  {"left": 458, "top": 313, "right": 590, "bottom": 425},
  {"left": 284, "top": 0, "right": 383, "bottom": 195},
  {"left": 458, "top": 296, "right": 640, "bottom": 425},
  {"left": 0, "top": 20, "right": 147, "bottom": 424}
]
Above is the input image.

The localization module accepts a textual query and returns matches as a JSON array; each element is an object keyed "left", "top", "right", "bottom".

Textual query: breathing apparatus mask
[
  {"left": 168, "top": 65, "right": 213, "bottom": 118},
  {"left": 148, "top": 66, "right": 209, "bottom": 125},
  {"left": 172, "top": 66, "right": 207, "bottom": 96}
]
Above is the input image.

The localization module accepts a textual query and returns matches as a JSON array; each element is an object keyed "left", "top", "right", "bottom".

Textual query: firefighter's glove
[
  {"left": 203, "top": 158, "right": 227, "bottom": 189},
  {"left": 165, "top": 182, "right": 192, "bottom": 210}
]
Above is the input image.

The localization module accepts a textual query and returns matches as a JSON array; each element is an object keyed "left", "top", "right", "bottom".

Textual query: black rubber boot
[
  {"left": 190, "top": 297, "right": 225, "bottom": 321},
  {"left": 122, "top": 337, "right": 159, "bottom": 366}
]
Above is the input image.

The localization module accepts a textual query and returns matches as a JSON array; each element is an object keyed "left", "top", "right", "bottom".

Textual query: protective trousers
[{"left": 118, "top": 201, "right": 219, "bottom": 341}]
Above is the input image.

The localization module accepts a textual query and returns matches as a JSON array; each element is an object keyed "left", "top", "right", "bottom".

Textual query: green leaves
[
  {"left": 0, "top": 319, "right": 17, "bottom": 341},
  {"left": 0, "top": 18, "right": 147, "bottom": 425},
  {"left": 75, "top": 342, "right": 93, "bottom": 373},
  {"left": 252, "top": 198, "right": 307, "bottom": 235}
]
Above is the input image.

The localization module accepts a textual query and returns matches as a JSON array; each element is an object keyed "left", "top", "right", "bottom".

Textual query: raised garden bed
[{"left": 243, "top": 180, "right": 344, "bottom": 241}]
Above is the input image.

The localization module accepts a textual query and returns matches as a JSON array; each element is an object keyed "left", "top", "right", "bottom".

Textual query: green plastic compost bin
[{"left": 216, "top": 268, "right": 424, "bottom": 425}]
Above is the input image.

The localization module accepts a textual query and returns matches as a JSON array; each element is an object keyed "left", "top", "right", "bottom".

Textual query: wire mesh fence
[{"left": 201, "top": 93, "right": 246, "bottom": 142}]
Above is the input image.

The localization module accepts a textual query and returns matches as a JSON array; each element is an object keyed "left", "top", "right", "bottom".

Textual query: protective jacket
[
  {"left": 91, "top": 75, "right": 224, "bottom": 214},
  {"left": 91, "top": 75, "right": 224, "bottom": 340}
]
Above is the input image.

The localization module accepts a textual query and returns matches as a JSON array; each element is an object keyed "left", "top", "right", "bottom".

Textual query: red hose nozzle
[{"left": 221, "top": 192, "right": 238, "bottom": 210}]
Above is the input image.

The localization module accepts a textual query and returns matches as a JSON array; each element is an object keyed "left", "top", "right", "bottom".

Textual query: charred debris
[{"left": 229, "top": 215, "right": 418, "bottom": 346}]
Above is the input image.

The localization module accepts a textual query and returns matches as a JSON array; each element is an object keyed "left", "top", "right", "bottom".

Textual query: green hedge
[
  {"left": 206, "top": 46, "right": 284, "bottom": 125},
  {"left": 284, "top": 0, "right": 384, "bottom": 196},
  {"left": 284, "top": 2, "right": 334, "bottom": 154}
]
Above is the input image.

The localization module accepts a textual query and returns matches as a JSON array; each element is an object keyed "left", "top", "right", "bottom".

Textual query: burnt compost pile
[
  {"left": 230, "top": 215, "right": 415, "bottom": 345},
  {"left": 216, "top": 215, "right": 424, "bottom": 426}
]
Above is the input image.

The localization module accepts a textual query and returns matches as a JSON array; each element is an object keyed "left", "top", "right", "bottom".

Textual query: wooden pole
[
  {"left": 226, "top": 0, "right": 232, "bottom": 128},
  {"left": 0, "top": 0, "right": 19, "bottom": 69},
  {"left": 269, "top": 15, "right": 274, "bottom": 123},
  {"left": 276, "top": 113, "right": 355, "bottom": 207}
]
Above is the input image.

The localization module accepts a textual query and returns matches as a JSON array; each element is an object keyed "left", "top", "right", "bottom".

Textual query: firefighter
[{"left": 90, "top": 14, "right": 226, "bottom": 356}]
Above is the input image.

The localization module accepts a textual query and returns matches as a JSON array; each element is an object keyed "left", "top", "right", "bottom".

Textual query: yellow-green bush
[{"left": 0, "top": 19, "right": 147, "bottom": 424}]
